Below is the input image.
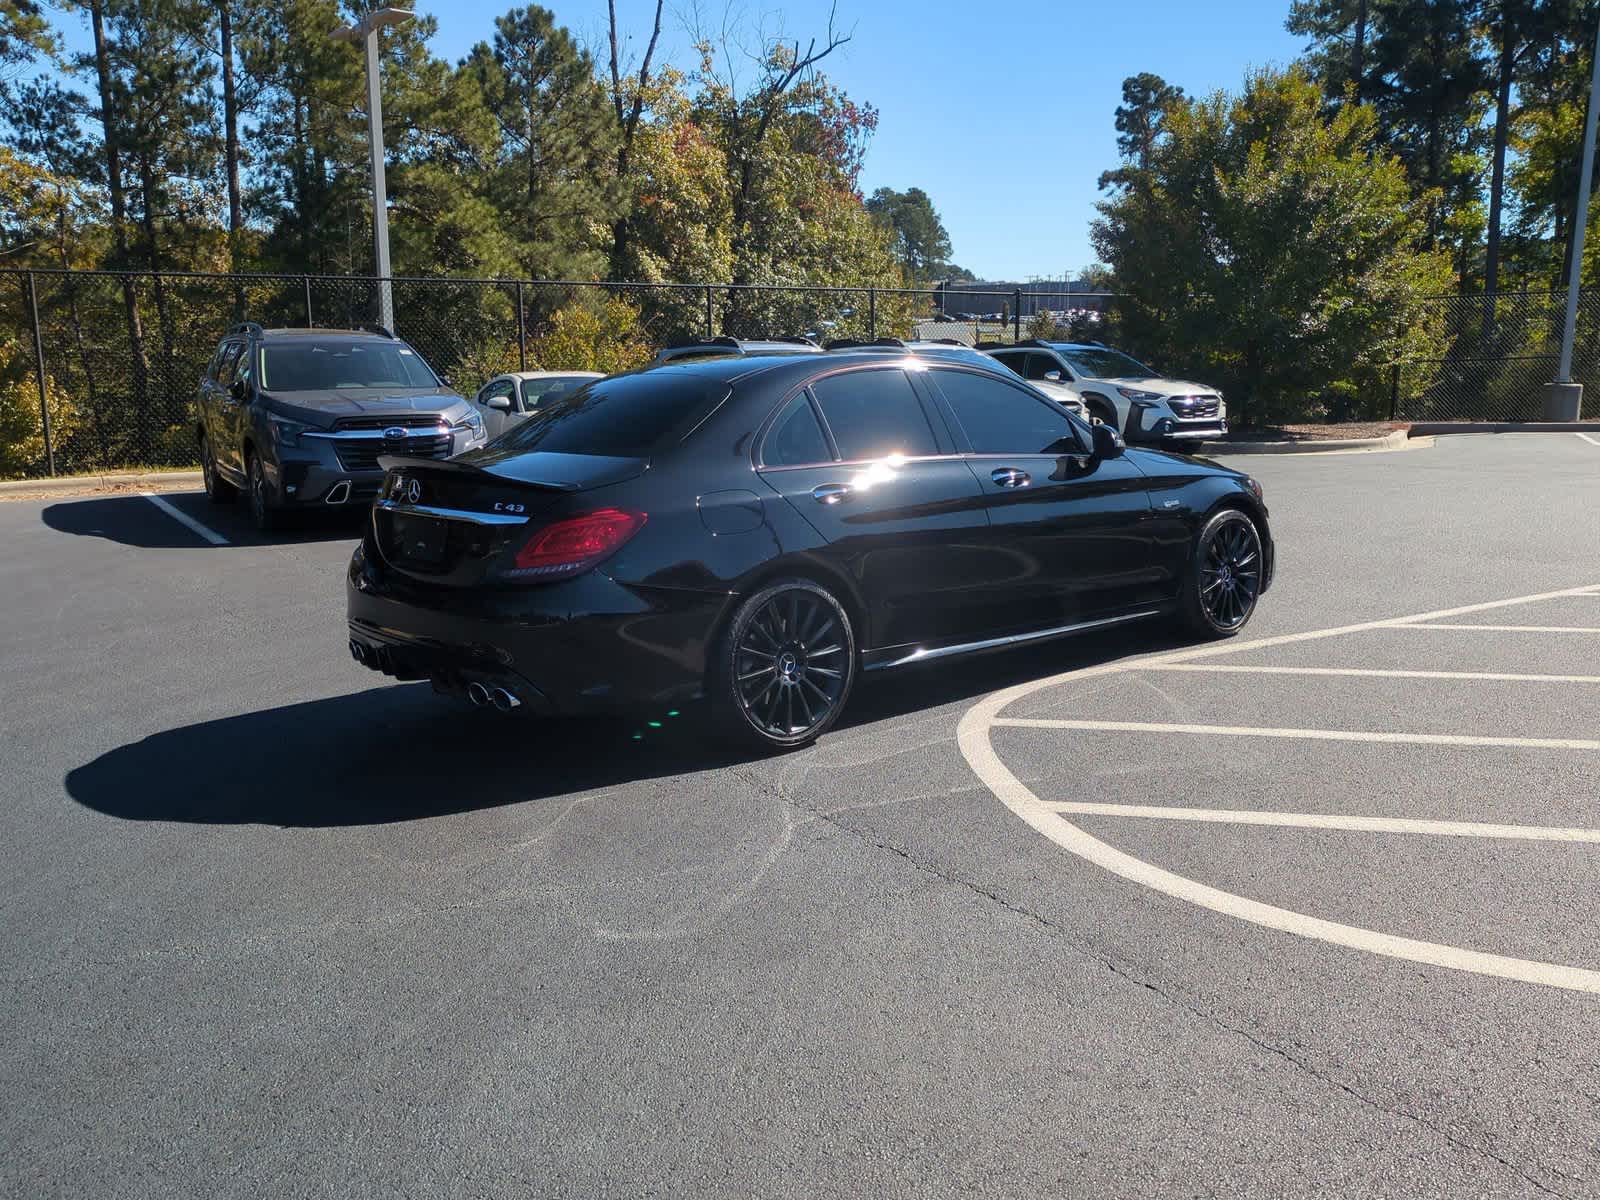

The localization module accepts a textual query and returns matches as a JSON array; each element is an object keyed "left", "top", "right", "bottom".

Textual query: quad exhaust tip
[
  {"left": 325, "top": 480, "right": 352, "bottom": 505},
  {"left": 349, "top": 639, "right": 368, "bottom": 666},
  {"left": 490, "top": 687, "right": 521, "bottom": 712},
  {"left": 466, "top": 681, "right": 491, "bottom": 708}
]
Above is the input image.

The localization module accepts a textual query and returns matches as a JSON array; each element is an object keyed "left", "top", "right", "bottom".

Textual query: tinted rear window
[{"left": 490, "top": 372, "right": 730, "bottom": 457}]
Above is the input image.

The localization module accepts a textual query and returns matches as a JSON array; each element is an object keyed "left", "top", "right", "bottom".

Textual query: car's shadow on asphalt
[
  {"left": 65, "top": 625, "right": 1186, "bottom": 828},
  {"left": 41, "top": 493, "right": 363, "bottom": 549}
]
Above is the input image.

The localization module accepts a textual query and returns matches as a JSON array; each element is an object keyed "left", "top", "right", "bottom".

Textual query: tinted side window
[
  {"left": 811, "top": 369, "right": 937, "bottom": 461},
  {"left": 215, "top": 342, "right": 245, "bottom": 387},
  {"left": 932, "top": 369, "right": 1080, "bottom": 455},
  {"left": 478, "top": 379, "right": 514, "bottom": 405},
  {"left": 988, "top": 352, "right": 1024, "bottom": 377},
  {"left": 763, "top": 394, "right": 833, "bottom": 466},
  {"left": 1024, "top": 353, "right": 1064, "bottom": 381}
]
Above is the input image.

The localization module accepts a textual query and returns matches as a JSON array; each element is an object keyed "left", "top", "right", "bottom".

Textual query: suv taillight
[{"left": 505, "top": 508, "right": 646, "bottom": 582}]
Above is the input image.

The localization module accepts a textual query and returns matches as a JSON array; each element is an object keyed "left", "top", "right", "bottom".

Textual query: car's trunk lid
[{"left": 371, "top": 451, "right": 647, "bottom": 585}]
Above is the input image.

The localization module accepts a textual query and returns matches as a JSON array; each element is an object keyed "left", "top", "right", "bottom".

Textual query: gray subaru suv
[{"left": 196, "top": 323, "right": 485, "bottom": 531}]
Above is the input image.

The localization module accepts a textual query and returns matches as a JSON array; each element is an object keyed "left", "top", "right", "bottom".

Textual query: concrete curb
[
  {"left": 1406, "top": 421, "right": 1600, "bottom": 436},
  {"left": 1200, "top": 428, "right": 1414, "bottom": 455},
  {"left": 0, "top": 469, "right": 203, "bottom": 495}
]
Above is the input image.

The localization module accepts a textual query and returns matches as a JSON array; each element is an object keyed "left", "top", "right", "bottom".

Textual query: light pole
[
  {"left": 331, "top": 6, "right": 413, "bottom": 334},
  {"left": 1548, "top": 11, "right": 1600, "bottom": 420}
]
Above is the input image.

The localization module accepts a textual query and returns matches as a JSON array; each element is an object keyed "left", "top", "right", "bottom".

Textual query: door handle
[
  {"left": 811, "top": 482, "right": 853, "bottom": 505},
  {"left": 991, "top": 467, "right": 1031, "bottom": 488}
]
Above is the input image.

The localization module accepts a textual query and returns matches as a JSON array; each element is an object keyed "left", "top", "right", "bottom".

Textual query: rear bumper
[{"left": 345, "top": 541, "right": 732, "bottom": 714}]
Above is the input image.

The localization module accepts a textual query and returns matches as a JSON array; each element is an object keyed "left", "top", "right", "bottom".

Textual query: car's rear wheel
[
  {"left": 200, "top": 434, "right": 236, "bottom": 504},
  {"left": 1178, "top": 508, "right": 1263, "bottom": 638},
  {"left": 246, "top": 452, "right": 281, "bottom": 533},
  {"left": 713, "top": 579, "right": 857, "bottom": 752}
]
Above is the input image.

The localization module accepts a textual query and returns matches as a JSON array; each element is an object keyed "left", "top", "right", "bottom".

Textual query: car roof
[
  {"left": 652, "top": 337, "right": 823, "bottom": 363},
  {"left": 254, "top": 327, "right": 400, "bottom": 342},
  {"left": 499, "top": 369, "right": 605, "bottom": 380}
]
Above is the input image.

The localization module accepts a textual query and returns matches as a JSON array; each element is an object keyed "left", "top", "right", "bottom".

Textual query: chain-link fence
[
  {"left": 1391, "top": 291, "right": 1600, "bottom": 421},
  {"left": 3, "top": 268, "right": 1595, "bottom": 478}
]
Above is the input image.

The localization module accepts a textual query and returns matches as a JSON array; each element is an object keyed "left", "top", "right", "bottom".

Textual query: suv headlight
[
  {"left": 1116, "top": 387, "right": 1164, "bottom": 402},
  {"left": 452, "top": 410, "right": 485, "bottom": 440},
  {"left": 267, "top": 414, "right": 312, "bottom": 446}
]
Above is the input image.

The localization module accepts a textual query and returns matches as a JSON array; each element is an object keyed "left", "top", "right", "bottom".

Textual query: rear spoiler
[{"left": 376, "top": 451, "right": 647, "bottom": 493}]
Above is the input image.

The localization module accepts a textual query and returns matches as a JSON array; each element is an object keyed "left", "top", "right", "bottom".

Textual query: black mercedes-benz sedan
[{"left": 346, "top": 350, "right": 1274, "bottom": 750}]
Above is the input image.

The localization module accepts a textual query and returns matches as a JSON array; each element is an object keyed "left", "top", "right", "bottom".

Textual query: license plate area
[{"left": 385, "top": 512, "right": 455, "bottom": 571}]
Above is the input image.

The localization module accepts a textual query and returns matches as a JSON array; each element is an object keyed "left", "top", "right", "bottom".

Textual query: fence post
[
  {"left": 868, "top": 287, "right": 877, "bottom": 339},
  {"left": 303, "top": 276, "right": 313, "bottom": 327},
  {"left": 25, "top": 272, "right": 55, "bottom": 477},
  {"left": 516, "top": 281, "right": 527, "bottom": 371},
  {"left": 1390, "top": 363, "right": 1400, "bottom": 420},
  {"left": 1013, "top": 288, "right": 1022, "bottom": 341},
  {"left": 704, "top": 285, "right": 714, "bottom": 338}
]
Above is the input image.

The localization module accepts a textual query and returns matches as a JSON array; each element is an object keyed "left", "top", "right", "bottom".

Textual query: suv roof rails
[
  {"left": 664, "top": 335, "right": 742, "bottom": 351},
  {"left": 974, "top": 340, "right": 1008, "bottom": 350},
  {"left": 924, "top": 338, "right": 965, "bottom": 346},
  {"left": 228, "top": 321, "right": 264, "bottom": 338},
  {"left": 769, "top": 335, "right": 822, "bottom": 348}
]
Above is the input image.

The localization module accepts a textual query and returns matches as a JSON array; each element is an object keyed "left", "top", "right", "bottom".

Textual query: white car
[
  {"left": 983, "top": 340, "right": 1227, "bottom": 445},
  {"left": 470, "top": 370, "right": 605, "bottom": 438}
]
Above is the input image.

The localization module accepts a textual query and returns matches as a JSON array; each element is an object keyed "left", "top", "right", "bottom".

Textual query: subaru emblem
[{"left": 382, "top": 425, "right": 407, "bottom": 440}]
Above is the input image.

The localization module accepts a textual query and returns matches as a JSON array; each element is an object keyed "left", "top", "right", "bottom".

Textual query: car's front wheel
[
  {"left": 712, "top": 579, "right": 857, "bottom": 752},
  {"left": 246, "top": 453, "right": 281, "bottom": 533},
  {"left": 1178, "top": 508, "right": 1263, "bottom": 638},
  {"left": 200, "top": 434, "right": 236, "bottom": 505}
]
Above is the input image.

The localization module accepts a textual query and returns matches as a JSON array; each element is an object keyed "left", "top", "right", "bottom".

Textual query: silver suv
[{"left": 983, "top": 340, "right": 1226, "bottom": 445}]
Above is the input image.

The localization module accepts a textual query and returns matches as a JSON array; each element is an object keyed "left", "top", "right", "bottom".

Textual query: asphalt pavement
[{"left": 3, "top": 433, "right": 1599, "bottom": 1198}]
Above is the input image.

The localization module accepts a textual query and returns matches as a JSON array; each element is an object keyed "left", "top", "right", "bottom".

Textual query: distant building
[{"left": 933, "top": 278, "right": 1113, "bottom": 318}]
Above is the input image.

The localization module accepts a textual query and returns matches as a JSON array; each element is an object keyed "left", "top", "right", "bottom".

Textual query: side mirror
[
  {"left": 485, "top": 395, "right": 512, "bottom": 411},
  {"left": 1091, "top": 421, "right": 1124, "bottom": 460},
  {"left": 230, "top": 377, "right": 247, "bottom": 402},
  {"left": 1043, "top": 370, "right": 1062, "bottom": 382}
]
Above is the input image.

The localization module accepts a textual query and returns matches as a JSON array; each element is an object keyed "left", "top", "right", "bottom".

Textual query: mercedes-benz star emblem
[
  {"left": 402, "top": 478, "right": 423, "bottom": 504},
  {"left": 382, "top": 425, "right": 407, "bottom": 441}
]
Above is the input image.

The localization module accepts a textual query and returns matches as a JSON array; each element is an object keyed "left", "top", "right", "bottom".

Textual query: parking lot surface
[{"left": 3, "top": 433, "right": 1599, "bottom": 1197}]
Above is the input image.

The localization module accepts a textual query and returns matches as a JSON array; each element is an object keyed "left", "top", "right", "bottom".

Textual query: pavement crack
[{"left": 732, "top": 763, "right": 1573, "bottom": 1199}]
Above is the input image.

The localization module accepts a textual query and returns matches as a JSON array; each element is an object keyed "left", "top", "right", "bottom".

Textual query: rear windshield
[
  {"left": 259, "top": 340, "right": 439, "bottom": 391},
  {"left": 489, "top": 371, "right": 731, "bottom": 457}
]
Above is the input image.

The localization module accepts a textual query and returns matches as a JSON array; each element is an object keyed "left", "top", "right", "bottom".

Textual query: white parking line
[
  {"left": 1575, "top": 432, "right": 1600, "bottom": 447},
  {"left": 1396, "top": 623, "right": 1600, "bottom": 633},
  {"left": 1043, "top": 802, "right": 1600, "bottom": 843},
  {"left": 993, "top": 717, "right": 1600, "bottom": 752},
  {"left": 140, "top": 492, "right": 229, "bottom": 546},
  {"left": 1138, "top": 663, "right": 1600, "bottom": 685},
  {"left": 957, "top": 580, "right": 1600, "bottom": 995}
]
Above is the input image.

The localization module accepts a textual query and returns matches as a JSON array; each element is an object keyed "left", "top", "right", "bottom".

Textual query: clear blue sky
[{"left": 419, "top": 0, "right": 1309, "bottom": 279}]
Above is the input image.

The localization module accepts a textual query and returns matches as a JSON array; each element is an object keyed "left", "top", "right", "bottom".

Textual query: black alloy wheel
[
  {"left": 200, "top": 435, "right": 235, "bottom": 504},
  {"left": 718, "top": 580, "right": 856, "bottom": 751},
  {"left": 1181, "top": 508, "right": 1262, "bottom": 637},
  {"left": 247, "top": 453, "right": 280, "bottom": 532}
]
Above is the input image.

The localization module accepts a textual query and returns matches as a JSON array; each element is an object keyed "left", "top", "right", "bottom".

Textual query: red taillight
[{"left": 507, "top": 508, "right": 646, "bottom": 581}]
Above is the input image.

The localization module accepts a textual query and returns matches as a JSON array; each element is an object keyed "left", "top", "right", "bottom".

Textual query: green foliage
[
  {"left": 0, "top": 335, "right": 74, "bottom": 479},
  {"left": 1093, "top": 66, "right": 1454, "bottom": 424},
  {"left": 865, "top": 186, "right": 956, "bottom": 281},
  {"left": 1026, "top": 310, "right": 1059, "bottom": 340},
  {"left": 532, "top": 296, "right": 653, "bottom": 373}
]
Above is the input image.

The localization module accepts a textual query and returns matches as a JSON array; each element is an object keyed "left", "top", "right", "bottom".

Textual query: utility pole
[
  {"left": 1548, "top": 10, "right": 1600, "bottom": 420},
  {"left": 331, "top": 7, "right": 413, "bottom": 335}
]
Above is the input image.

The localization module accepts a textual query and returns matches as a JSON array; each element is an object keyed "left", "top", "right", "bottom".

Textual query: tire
[
  {"left": 1178, "top": 508, "right": 1264, "bottom": 638},
  {"left": 711, "top": 579, "right": 857, "bottom": 752},
  {"left": 246, "top": 452, "right": 281, "bottom": 533},
  {"left": 200, "top": 434, "right": 236, "bottom": 504}
]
